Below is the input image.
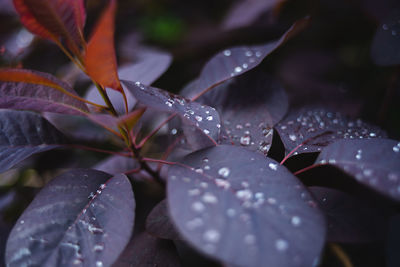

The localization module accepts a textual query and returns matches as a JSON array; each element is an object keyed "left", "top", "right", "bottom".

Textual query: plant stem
[
  {"left": 67, "top": 144, "right": 132, "bottom": 157},
  {"left": 94, "top": 82, "right": 119, "bottom": 116},
  {"left": 138, "top": 113, "right": 176, "bottom": 148},
  {"left": 293, "top": 163, "right": 324, "bottom": 176},
  {"left": 330, "top": 244, "right": 354, "bottom": 267}
]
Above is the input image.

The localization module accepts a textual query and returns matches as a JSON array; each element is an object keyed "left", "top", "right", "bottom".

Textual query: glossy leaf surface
[
  {"left": 191, "top": 70, "right": 288, "bottom": 155},
  {"left": 85, "top": 0, "right": 122, "bottom": 93},
  {"left": 316, "top": 139, "right": 400, "bottom": 201},
  {"left": 0, "top": 69, "right": 89, "bottom": 115},
  {"left": 276, "top": 108, "right": 386, "bottom": 154},
  {"left": 6, "top": 169, "right": 135, "bottom": 267},
  {"left": 0, "top": 110, "right": 67, "bottom": 173},
  {"left": 123, "top": 80, "right": 221, "bottom": 147},
  {"left": 185, "top": 17, "right": 309, "bottom": 100},
  {"left": 167, "top": 145, "right": 325, "bottom": 267}
]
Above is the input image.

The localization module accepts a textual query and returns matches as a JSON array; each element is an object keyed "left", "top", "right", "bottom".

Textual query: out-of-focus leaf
[
  {"left": 0, "top": 69, "right": 89, "bottom": 115},
  {"left": 5, "top": 169, "right": 135, "bottom": 267},
  {"left": 371, "top": 8, "right": 400, "bottom": 66},
  {"left": 146, "top": 199, "right": 181, "bottom": 240},
  {"left": 85, "top": 0, "right": 123, "bottom": 93},
  {"left": 113, "top": 232, "right": 181, "bottom": 267},
  {"left": 188, "top": 70, "right": 288, "bottom": 155},
  {"left": 93, "top": 155, "right": 138, "bottom": 175},
  {"left": 184, "top": 17, "right": 309, "bottom": 100},
  {"left": 276, "top": 107, "right": 386, "bottom": 155},
  {"left": 167, "top": 145, "right": 325, "bottom": 267},
  {"left": 0, "top": 110, "right": 67, "bottom": 173},
  {"left": 222, "top": 0, "right": 284, "bottom": 30},
  {"left": 310, "top": 187, "right": 390, "bottom": 243},
  {"left": 122, "top": 80, "right": 221, "bottom": 148},
  {"left": 316, "top": 139, "right": 400, "bottom": 201},
  {"left": 13, "top": 0, "right": 85, "bottom": 53}
]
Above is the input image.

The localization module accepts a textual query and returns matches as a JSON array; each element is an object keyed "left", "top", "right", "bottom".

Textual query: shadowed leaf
[
  {"left": 276, "top": 107, "right": 386, "bottom": 155},
  {"left": 5, "top": 169, "right": 135, "bottom": 267},
  {"left": 85, "top": 0, "right": 123, "bottom": 93},
  {"left": 0, "top": 110, "right": 67, "bottom": 173},
  {"left": 310, "top": 187, "right": 390, "bottom": 243},
  {"left": 0, "top": 69, "right": 89, "bottom": 115},
  {"left": 113, "top": 232, "right": 181, "bottom": 267},
  {"left": 122, "top": 80, "right": 221, "bottom": 148},
  {"left": 146, "top": 200, "right": 181, "bottom": 240},
  {"left": 184, "top": 17, "right": 309, "bottom": 100},
  {"left": 93, "top": 155, "right": 139, "bottom": 175},
  {"left": 316, "top": 139, "right": 400, "bottom": 201},
  {"left": 222, "top": 0, "right": 284, "bottom": 30},
  {"left": 167, "top": 145, "right": 325, "bottom": 267},
  {"left": 187, "top": 70, "right": 288, "bottom": 155},
  {"left": 13, "top": 0, "right": 85, "bottom": 54}
]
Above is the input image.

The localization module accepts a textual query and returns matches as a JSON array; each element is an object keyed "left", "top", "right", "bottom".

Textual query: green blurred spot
[{"left": 140, "top": 15, "right": 185, "bottom": 45}]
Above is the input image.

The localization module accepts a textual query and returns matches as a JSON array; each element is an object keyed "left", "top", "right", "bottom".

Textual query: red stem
[
  {"left": 138, "top": 113, "right": 176, "bottom": 148},
  {"left": 67, "top": 144, "right": 132, "bottom": 157},
  {"left": 293, "top": 163, "right": 324, "bottom": 176}
]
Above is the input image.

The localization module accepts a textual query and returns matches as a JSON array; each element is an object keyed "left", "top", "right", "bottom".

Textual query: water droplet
[
  {"left": 356, "top": 149, "right": 362, "bottom": 160},
  {"left": 255, "top": 51, "right": 262, "bottom": 57},
  {"left": 165, "top": 99, "right": 174, "bottom": 107},
  {"left": 203, "top": 229, "right": 220, "bottom": 243},
  {"left": 382, "top": 24, "right": 389, "bottom": 30},
  {"left": 393, "top": 146, "right": 400, "bottom": 153},
  {"left": 240, "top": 135, "right": 251, "bottom": 146},
  {"left": 226, "top": 208, "right": 236, "bottom": 217},
  {"left": 188, "top": 188, "right": 201, "bottom": 196},
  {"left": 171, "top": 128, "right": 177, "bottom": 135},
  {"left": 203, "top": 129, "right": 210, "bottom": 135},
  {"left": 245, "top": 51, "right": 253, "bottom": 57},
  {"left": 255, "top": 192, "right": 264, "bottom": 199},
  {"left": 289, "top": 134, "right": 297, "bottom": 142},
  {"left": 215, "top": 178, "right": 231, "bottom": 189},
  {"left": 242, "top": 63, "right": 248, "bottom": 69},
  {"left": 202, "top": 192, "right": 218, "bottom": 204},
  {"left": 96, "top": 261, "right": 103, "bottom": 267},
  {"left": 268, "top": 163, "right": 278, "bottom": 171},
  {"left": 244, "top": 234, "right": 256, "bottom": 245},
  {"left": 236, "top": 189, "right": 253, "bottom": 201},
  {"left": 218, "top": 167, "right": 230, "bottom": 178},
  {"left": 186, "top": 218, "right": 204, "bottom": 230},
  {"left": 363, "top": 169, "right": 373, "bottom": 176},
  {"left": 100, "top": 184, "right": 106, "bottom": 190},
  {"left": 195, "top": 115, "right": 203, "bottom": 122},
  {"left": 223, "top": 49, "right": 231, "bottom": 56},
  {"left": 291, "top": 216, "right": 301, "bottom": 226},
  {"left": 20, "top": 220, "right": 24, "bottom": 224},
  {"left": 206, "top": 115, "right": 213, "bottom": 121},
  {"left": 267, "top": 197, "right": 277, "bottom": 204},
  {"left": 192, "top": 201, "right": 205, "bottom": 212},
  {"left": 234, "top": 66, "right": 242, "bottom": 73},
  {"left": 275, "top": 239, "right": 289, "bottom": 251},
  {"left": 93, "top": 243, "right": 104, "bottom": 252}
]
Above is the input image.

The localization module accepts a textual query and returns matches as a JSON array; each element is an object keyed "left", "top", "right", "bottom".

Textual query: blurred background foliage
[{"left": 0, "top": 0, "right": 400, "bottom": 266}]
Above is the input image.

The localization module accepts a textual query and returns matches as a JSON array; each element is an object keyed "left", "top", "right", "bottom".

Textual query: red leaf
[
  {"left": 12, "top": 0, "right": 86, "bottom": 54},
  {"left": 84, "top": 0, "right": 123, "bottom": 93}
]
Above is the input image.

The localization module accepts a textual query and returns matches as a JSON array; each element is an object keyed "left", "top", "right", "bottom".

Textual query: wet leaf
[
  {"left": 371, "top": 8, "right": 400, "bottom": 66},
  {"left": 85, "top": 0, "right": 123, "bottom": 93},
  {"left": 13, "top": 0, "right": 85, "bottom": 53},
  {"left": 222, "top": 0, "right": 283, "bottom": 30},
  {"left": 5, "top": 169, "right": 135, "bottom": 267},
  {"left": 146, "top": 200, "right": 181, "bottom": 240},
  {"left": 276, "top": 107, "right": 386, "bottom": 155},
  {"left": 114, "top": 232, "right": 181, "bottom": 267},
  {"left": 310, "top": 187, "right": 390, "bottom": 243},
  {"left": 122, "top": 80, "right": 221, "bottom": 147},
  {"left": 167, "top": 145, "right": 325, "bottom": 267},
  {"left": 184, "top": 17, "right": 309, "bottom": 100},
  {"left": 0, "top": 110, "right": 67, "bottom": 173},
  {"left": 316, "top": 138, "right": 400, "bottom": 201},
  {"left": 0, "top": 69, "right": 89, "bottom": 115},
  {"left": 190, "top": 70, "right": 288, "bottom": 155}
]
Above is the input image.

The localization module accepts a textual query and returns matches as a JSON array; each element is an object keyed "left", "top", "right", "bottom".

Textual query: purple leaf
[
  {"left": 188, "top": 70, "right": 288, "bottom": 155},
  {"left": 167, "top": 145, "right": 325, "bottom": 267},
  {"left": 371, "top": 8, "right": 400, "bottom": 66},
  {"left": 0, "top": 110, "right": 67, "bottom": 173},
  {"left": 184, "top": 17, "right": 309, "bottom": 100},
  {"left": 93, "top": 155, "right": 138, "bottom": 175},
  {"left": 309, "top": 187, "right": 390, "bottom": 243},
  {"left": 315, "top": 138, "right": 400, "bottom": 201},
  {"left": 146, "top": 200, "right": 181, "bottom": 240},
  {"left": 5, "top": 169, "right": 135, "bottom": 267},
  {"left": 0, "top": 70, "right": 89, "bottom": 115},
  {"left": 113, "top": 232, "right": 181, "bottom": 267},
  {"left": 222, "top": 0, "right": 283, "bottom": 30},
  {"left": 276, "top": 107, "right": 386, "bottom": 155},
  {"left": 122, "top": 80, "right": 221, "bottom": 147}
]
